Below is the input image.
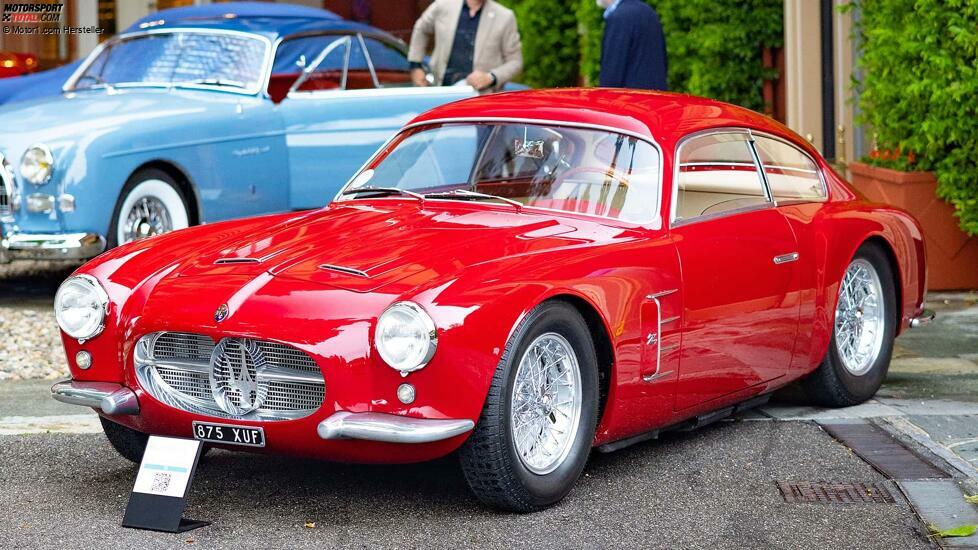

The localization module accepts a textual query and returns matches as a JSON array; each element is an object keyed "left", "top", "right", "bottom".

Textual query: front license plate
[{"left": 192, "top": 421, "right": 265, "bottom": 447}]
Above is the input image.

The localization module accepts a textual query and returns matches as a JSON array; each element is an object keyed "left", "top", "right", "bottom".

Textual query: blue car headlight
[{"left": 20, "top": 143, "right": 54, "bottom": 186}]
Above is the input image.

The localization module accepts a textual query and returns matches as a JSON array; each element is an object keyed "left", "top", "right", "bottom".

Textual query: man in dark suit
[{"left": 598, "top": 0, "right": 668, "bottom": 90}]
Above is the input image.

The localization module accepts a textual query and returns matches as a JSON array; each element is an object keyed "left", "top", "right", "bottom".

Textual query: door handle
[{"left": 773, "top": 252, "right": 800, "bottom": 265}]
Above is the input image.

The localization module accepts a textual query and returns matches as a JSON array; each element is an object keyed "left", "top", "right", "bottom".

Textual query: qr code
[{"left": 151, "top": 472, "right": 172, "bottom": 493}]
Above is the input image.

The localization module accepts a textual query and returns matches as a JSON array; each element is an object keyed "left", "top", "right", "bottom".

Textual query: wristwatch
[{"left": 489, "top": 72, "right": 498, "bottom": 89}]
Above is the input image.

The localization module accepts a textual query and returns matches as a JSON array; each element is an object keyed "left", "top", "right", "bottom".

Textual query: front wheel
[
  {"left": 108, "top": 169, "right": 190, "bottom": 247},
  {"left": 100, "top": 416, "right": 149, "bottom": 464},
  {"left": 803, "top": 243, "right": 897, "bottom": 407},
  {"left": 459, "top": 301, "right": 599, "bottom": 512}
]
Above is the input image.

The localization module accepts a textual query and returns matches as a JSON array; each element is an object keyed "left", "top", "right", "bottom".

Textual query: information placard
[{"left": 122, "top": 435, "right": 209, "bottom": 533}]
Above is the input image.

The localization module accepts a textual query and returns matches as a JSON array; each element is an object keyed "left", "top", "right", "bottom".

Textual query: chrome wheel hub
[
  {"left": 511, "top": 332, "right": 582, "bottom": 475},
  {"left": 123, "top": 196, "right": 172, "bottom": 243},
  {"left": 835, "top": 258, "right": 886, "bottom": 376}
]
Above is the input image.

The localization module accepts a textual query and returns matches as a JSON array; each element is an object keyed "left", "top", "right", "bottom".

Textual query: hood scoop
[
  {"left": 319, "top": 263, "right": 369, "bottom": 278},
  {"left": 214, "top": 257, "right": 263, "bottom": 265}
]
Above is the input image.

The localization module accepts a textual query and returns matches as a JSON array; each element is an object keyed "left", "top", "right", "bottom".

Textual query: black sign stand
[{"left": 122, "top": 437, "right": 210, "bottom": 533}]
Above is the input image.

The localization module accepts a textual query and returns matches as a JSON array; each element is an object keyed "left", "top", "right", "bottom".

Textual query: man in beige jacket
[{"left": 408, "top": 0, "right": 522, "bottom": 92}]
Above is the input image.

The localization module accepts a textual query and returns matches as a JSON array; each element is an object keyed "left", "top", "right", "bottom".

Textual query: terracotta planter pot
[{"left": 847, "top": 161, "right": 978, "bottom": 290}]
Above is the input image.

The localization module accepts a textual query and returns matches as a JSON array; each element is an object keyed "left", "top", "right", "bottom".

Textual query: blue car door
[{"left": 274, "top": 32, "right": 475, "bottom": 210}]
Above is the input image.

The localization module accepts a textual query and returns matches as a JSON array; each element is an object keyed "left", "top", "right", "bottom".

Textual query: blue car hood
[{"left": 0, "top": 88, "right": 250, "bottom": 159}]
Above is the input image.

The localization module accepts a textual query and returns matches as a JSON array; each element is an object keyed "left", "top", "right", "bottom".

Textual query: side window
[
  {"left": 363, "top": 37, "right": 412, "bottom": 88},
  {"left": 753, "top": 136, "right": 825, "bottom": 201},
  {"left": 267, "top": 34, "right": 373, "bottom": 100},
  {"left": 269, "top": 35, "right": 348, "bottom": 101},
  {"left": 674, "top": 133, "right": 769, "bottom": 222}
]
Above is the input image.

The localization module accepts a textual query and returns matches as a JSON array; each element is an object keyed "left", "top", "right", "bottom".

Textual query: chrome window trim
[
  {"left": 285, "top": 85, "right": 473, "bottom": 100},
  {"left": 335, "top": 116, "right": 665, "bottom": 228},
  {"left": 270, "top": 30, "right": 410, "bottom": 99},
  {"left": 357, "top": 33, "right": 381, "bottom": 89},
  {"left": 287, "top": 34, "right": 352, "bottom": 96},
  {"left": 64, "top": 28, "right": 273, "bottom": 97},
  {"left": 670, "top": 128, "right": 772, "bottom": 228},
  {"left": 749, "top": 130, "right": 829, "bottom": 203}
]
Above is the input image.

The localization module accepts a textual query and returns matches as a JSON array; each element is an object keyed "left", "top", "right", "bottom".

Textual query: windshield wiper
[
  {"left": 183, "top": 78, "right": 248, "bottom": 89},
  {"left": 341, "top": 186, "right": 426, "bottom": 203},
  {"left": 424, "top": 189, "right": 523, "bottom": 212}
]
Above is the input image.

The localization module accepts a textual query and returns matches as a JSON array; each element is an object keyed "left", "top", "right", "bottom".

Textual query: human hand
[
  {"left": 466, "top": 70, "right": 494, "bottom": 90},
  {"left": 411, "top": 68, "right": 429, "bottom": 87}
]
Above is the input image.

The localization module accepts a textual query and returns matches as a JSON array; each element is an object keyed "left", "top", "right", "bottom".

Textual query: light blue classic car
[{"left": 0, "top": 11, "right": 480, "bottom": 261}]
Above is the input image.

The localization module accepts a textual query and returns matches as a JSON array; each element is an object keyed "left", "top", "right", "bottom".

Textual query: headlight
[
  {"left": 20, "top": 144, "right": 54, "bottom": 185},
  {"left": 375, "top": 301, "right": 437, "bottom": 374},
  {"left": 54, "top": 275, "right": 108, "bottom": 341}
]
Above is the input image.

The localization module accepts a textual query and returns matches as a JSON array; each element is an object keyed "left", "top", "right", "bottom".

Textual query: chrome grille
[
  {"left": 0, "top": 153, "right": 11, "bottom": 216},
  {"left": 134, "top": 332, "right": 325, "bottom": 421}
]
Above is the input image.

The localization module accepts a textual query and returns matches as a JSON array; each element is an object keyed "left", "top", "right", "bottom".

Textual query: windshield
[
  {"left": 342, "top": 123, "right": 661, "bottom": 223},
  {"left": 71, "top": 31, "right": 268, "bottom": 92}
]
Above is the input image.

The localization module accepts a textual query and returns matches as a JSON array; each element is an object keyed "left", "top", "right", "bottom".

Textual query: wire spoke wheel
[
  {"left": 834, "top": 258, "right": 886, "bottom": 376},
  {"left": 123, "top": 196, "right": 173, "bottom": 243},
  {"left": 510, "top": 332, "right": 582, "bottom": 475}
]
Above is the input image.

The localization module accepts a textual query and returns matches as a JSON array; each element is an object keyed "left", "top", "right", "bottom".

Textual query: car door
[
  {"left": 752, "top": 133, "right": 829, "bottom": 377},
  {"left": 274, "top": 32, "right": 475, "bottom": 210},
  {"left": 670, "top": 130, "right": 801, "bottom": 411}
]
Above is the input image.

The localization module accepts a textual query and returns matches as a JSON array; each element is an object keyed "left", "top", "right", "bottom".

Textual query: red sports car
[
  {"left": 51, "top": 89, "right": 933, "bottom": 512},
  {"left": 0, "top": 51, "right": 38, "bottom": 78}
]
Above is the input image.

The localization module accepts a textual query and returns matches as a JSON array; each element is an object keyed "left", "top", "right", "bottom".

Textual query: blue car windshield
[{"left": 72, "top": 31, "right": 268, "bottom": 92}]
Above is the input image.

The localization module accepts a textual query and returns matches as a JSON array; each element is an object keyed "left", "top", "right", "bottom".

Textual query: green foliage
[
  {"left": 854, "top": 0, "right": 978, "bottom": 236},
  {"left": 932, "top": 525, "right": 978, "bottom": 538},
  {"left": 577, "top": 0, "right": 783, "bottom": 110},
  {"left": 496, "top": 0, "right": 579, "bottom": 88}
]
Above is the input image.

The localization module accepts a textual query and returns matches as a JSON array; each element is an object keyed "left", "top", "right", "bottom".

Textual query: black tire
[
  {"left": 459, "top": 301, "right": 599, "bottom": 512},
  {"left": 802, "top": 243, "right": 897, "bottom": 407},
  {"left": 100, "top": 416, "right": 149, "bottom": 464},
  {"left": 107, "top": 168, "right": 191, "bottom": 248}
]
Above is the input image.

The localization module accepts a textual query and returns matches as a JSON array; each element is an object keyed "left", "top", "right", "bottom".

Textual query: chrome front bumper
[
  {"left": 909, "top": 309, "right": 936, "bottom": 328},
  {"left": 317, "top": 411, "right": 475, "bottom": 443},
  {"left": 51, "top": 380, "right": 140, "bottom": 415},
  {"left": 52, "top": 380, "right": 472, "bottom": 443},
  {"left": 0, "top": 231, "right": 105, "bottom": 262}
]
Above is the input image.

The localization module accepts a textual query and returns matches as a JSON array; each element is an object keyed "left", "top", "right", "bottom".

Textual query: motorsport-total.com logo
[{"left": 2, "top": 3, "right": 63, "bottom": 23}]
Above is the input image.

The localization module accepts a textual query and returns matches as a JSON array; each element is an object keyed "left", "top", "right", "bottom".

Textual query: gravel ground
[
  {"left": 0, "top": 261, "right": 76, "bottom": 380},
  {"left": 0, "top": 422, "right": 933, "bottom": 549}
]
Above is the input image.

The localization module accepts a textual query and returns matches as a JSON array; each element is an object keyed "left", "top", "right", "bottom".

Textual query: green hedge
[
  {"left": 853, "top": 0, "right": 978, "bottom": 236},
  {"left": 577, "top": 0, "right": 783, "bottom": 112},
  {"left": 496, "top": 0, "right": 579, "bottom": 88}
]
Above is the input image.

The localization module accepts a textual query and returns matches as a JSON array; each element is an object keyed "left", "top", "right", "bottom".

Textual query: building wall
[{"left": 783, "top": 0, "right": 861, "bottom": 164}]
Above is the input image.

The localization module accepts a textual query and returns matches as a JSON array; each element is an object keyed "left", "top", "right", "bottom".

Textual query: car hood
[
  {"left": 0, "top": 87, "right": 241, "bottom": 151},
  {"left": 133, "top": 201, "right": 627, "bottom": 295}
]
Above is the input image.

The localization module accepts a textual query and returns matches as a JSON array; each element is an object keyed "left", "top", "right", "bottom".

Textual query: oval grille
[{"left": 134, "top": 332, "right": 325, "bottom": 421}]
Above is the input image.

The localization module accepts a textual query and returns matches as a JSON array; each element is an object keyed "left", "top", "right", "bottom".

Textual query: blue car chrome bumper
[{"left": 0, "top": 229, "right": 105, "bottom": 262}]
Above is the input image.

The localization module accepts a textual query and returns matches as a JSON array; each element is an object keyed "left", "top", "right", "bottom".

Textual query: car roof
[
  {"left": 124, "top": 1, "right": 396, "bottom": 43},
  {"left": 410, "top": 88, "right": 815, "bottom": 156}
]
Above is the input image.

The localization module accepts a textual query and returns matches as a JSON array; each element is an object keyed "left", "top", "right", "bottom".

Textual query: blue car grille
[{"left": 0, "top": 155, "right": 10, "bottom": 216}]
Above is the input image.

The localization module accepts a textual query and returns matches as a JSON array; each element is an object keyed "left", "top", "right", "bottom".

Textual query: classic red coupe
[{"left": 51, "top": 89, "right": 933, "bottom": 512}]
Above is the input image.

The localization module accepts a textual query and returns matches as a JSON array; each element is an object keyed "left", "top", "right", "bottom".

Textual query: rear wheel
[
  {"left": 459, "top": 301, "right": 599, "bottom": 512},
  {"left": 803, "top": 244, "right": 897, "bottom": 406},
  {"left": 100, "top": 416, "right": 149, "bottom": 464}
]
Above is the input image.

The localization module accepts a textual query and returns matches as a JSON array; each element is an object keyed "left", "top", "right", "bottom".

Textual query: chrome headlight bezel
[
  {"left": 20, "top": 143, "right": 54, "bottom": 186},
  {"left": 54, "top": 274, "right": 109, "bottom": 341},
  {"left": 374, "top": 301, "right": 438, "bottom": 374}
]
